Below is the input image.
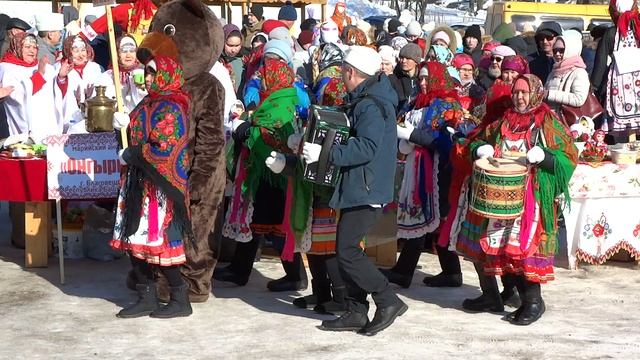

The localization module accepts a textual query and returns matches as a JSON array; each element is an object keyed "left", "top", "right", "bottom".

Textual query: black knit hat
[
  {"left": 463, "top": 24, "right": 482, "bottom": 43},
  {"left": 249, "top": 5, "right": 264, "bottom": 19},
  {"left": 388, "top": 19, "right": 401, "bottom": 34}
]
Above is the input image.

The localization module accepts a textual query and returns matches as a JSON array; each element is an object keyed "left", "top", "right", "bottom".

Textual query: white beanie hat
[
  {"left": 405, "top": 21, "right": 422, "bottom": 37},
  {"left": 35, "top": 13, "right": 64, "bottom": 32},
  {"left": 378, "top": 45, "right": 397, "bottom": 66},
  {"left": 492, "top": 45, "right": 516, "bottom": 57},
  {"left": 344, "top": 46, "right": 381, "bottom": 76},
  {"left": 432, "top": 30, "right": 450, "bottom": 46}
]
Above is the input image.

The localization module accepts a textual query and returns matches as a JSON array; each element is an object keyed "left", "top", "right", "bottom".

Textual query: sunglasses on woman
[{"left": 553, "top": 48, "right": 565, "bottom": 54}]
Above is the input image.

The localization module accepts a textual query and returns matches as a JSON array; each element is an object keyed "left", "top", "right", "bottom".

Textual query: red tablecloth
[{"left": 0, "top": 158, "right": 48, "bottom": 201}]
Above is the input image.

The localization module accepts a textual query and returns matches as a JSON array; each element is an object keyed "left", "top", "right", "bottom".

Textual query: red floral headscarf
[
  {"left": 259, "top": 58, "right": 295, "bottom": 101},
  {"left": 147, "top": 55, "right": 190, "bottom": 111},
  {"left": 414, "top": 61, "right": 458, "bottom": 109},
  {"left": 0, "top": 33, "right": 38, "bottom": 67}
]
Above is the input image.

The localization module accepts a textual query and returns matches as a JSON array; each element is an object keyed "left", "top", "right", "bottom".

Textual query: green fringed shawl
[
  {"left": 242, "top": 87, "right": 312, "bottom": 243},
  {"left": 533, "top": 114, "right": 578, "bottom": 254},
  {"left": 244, "top": 87, "right": 299, "bottom": 196}
]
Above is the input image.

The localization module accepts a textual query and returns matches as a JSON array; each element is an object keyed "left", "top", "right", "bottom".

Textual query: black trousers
[{"left": 336, "top": 206, "right": 398, "bottom": 313}]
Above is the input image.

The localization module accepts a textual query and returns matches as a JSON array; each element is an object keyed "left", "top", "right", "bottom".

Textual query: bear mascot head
[{"left": 138, "top": 0, "right": 226, "bottom": 303}]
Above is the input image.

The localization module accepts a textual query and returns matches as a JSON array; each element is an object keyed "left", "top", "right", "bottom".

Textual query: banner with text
[{"left": 44, "top": 133, "right": 121, "bottom": 200}]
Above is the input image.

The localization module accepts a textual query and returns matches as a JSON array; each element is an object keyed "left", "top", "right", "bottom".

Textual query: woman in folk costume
[
  {"left": 425, "top": 44, "right": 460, "bottom": 82},
  {"left": 243, "top": 40, "right": 309, "bottom": 111},
  {"left": 110, "top": 56, "right": 193, "bottom": 319},
  {"left": 266, "top": 42, "right": 349, "bottom": 314},
  {"left": 455, "top": 74, "right": 577, "bottom": 325},
  {"left": 0, "top": 32, "right": 58, "bottom": 142},
  {"left": 381, "top": 61, "right": 471, "bottom": 289},
  {"left": 70, "top": 35, "right": 147, "bottom": 134},
  {"left": 99, "top": 35, "right": 146, "bottom": 112},
  {"left": 603, "top": 0, "right": 640, "bottom": 140},
  {"left": 217, "top": 47, "right": 311, "bottom": 292},
  {"left": 54, "top": 35, "right": 102, "bottom": 132},
  {"left": 330, "top": 1, "right": 352, "bottom": 35}
]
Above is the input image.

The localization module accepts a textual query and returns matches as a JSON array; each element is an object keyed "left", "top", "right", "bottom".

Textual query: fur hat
[
  {"left": 344, "top": 45, "right": 381, "bottom": 76},
  {"left": 426, "top": 25, "right": 457, "bottom": 53}
]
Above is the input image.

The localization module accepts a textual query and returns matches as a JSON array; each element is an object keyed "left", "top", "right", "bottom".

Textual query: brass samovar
[{"left": 85, "top": 86, "right": 116, "bottom": 132}]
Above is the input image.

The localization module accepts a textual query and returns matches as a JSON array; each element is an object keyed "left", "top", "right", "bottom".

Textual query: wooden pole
[{"left": 105, "top": 5, "right": 128, "bottom": 148}]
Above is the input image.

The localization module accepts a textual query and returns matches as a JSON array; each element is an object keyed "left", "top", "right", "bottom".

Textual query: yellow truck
[{"left": 484, "top": 2, "right": 612, "bottom": 34}]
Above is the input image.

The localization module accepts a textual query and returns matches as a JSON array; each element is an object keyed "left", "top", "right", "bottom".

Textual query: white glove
[
  {"left": 302, "top": 142, "right": 322, "bottom": 164},
  {"left": 526, "top": 146, "right": 545, "bottom": 164},
  {"left": 1, "top": 133, "right": 29, "bottom": 148},
  {"left": 287, "top": 133, "right": 303, "bottom": 151},
  {"left": 112, "top": 112, "right": 130, "bottom": 130},
  {"left": 265, "top": 151, "right": 286, "bottom": 174},
  {"left": 398, "top": 139, "right": 415, "bottom": 155},
  {"left": 397, "top": 122, "right": 414, "bottom": 141},
  {"left": 231, "top": 118, "right": 246, "bottom": 132},
  {"left": 476, "top": 144, "right": 495, "bottom": 159},
  {"left": 118, "top": 149, "right": 127, "bottom": 165}
]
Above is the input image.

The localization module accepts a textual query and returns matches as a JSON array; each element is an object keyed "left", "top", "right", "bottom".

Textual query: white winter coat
[{"left": 544, "top": 30, "right": 590, "bottom": 114}]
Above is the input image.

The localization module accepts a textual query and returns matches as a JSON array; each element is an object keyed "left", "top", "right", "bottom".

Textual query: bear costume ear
[{"left": 182, "top": 0, "right": 205, "bottom": 19}]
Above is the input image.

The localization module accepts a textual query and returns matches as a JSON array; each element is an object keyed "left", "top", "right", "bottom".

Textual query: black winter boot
[
  {"left": 117, "top": 283, "right": 160, "bottom": 318},
  {"left": 462, "top": 263, "right": 504, "bottom": 313},
  {"left": 314, "top": 285, "right": 348, "bottom": 315},
  {"left": 293, "top": 279, "right": 331, "bottom": 308},
  {"left": 150, "top": 283, "right": 192, "bottom": 318},
  {"left": 267, "top": 253, "right": 308, "bottom": 292},
  {"left": 510, "top": 280, "right": 545, "bottom": 325}
]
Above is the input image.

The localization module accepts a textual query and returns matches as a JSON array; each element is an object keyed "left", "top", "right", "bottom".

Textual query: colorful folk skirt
[
  {"left": 456, "top": 187, "right": 557, "bottom": 284},
  {"left": 307, "top": 207, "right": 338, "bottom": 255},
  {"left": 110, "top": 181, "right": 186, "bottom": 266}
]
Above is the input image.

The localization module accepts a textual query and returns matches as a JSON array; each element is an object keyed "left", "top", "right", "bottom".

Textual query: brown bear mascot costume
[{"left": 136, "top": 0, "right": 226, "bottom": 302}]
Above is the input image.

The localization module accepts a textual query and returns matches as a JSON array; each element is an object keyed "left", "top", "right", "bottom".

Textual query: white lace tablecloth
[{"left": 564, "top": 162, "right": 640, "bottom": 269}]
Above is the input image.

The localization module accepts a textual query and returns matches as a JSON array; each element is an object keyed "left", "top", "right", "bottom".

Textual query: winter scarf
[
  {"left": 0, "top": 33, "right": 38, "bottom": 67},
  {"left": 414, "top": 61, "right": 459, "bottom": 109}
]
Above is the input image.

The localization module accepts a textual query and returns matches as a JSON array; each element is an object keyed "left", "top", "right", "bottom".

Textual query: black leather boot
[
  {"left": 423, "top": 272, "right": 463, "bottom": 287},
  {"left": 462, "top": 263, "right": 504, "bottom": 313},
  {"left": 213, "top": 265, "right": 249, "bottom": 286},
  {"left": 318, "top": 309, "right": 369, "bottom": 332},
  {"left": 379, "top": 268, "right": 413, "bottom": 288},
  {"left": 150, "top": 283, "right": 192, "bottom": 318},
  {"left": 511, "top": 280, "right": 545, "bottom": 325},
  {"left": 267, "top": 253, "right": 308, "bottom": 292},
  {"left": 117, "top": 283, "right": 160, "bottom": 318},
  {"left": 314, "top": 285, "right": 348, "bottom": 315},
  {"left": 293, "top": 278, "right": 330, "bottom": 308}
]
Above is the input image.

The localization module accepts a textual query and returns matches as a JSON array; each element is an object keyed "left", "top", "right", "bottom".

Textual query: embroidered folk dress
[
  {"left": 110, "top": 56, "right": 191, "bottom": 266},
  {"left": 455, "top": 74, "right": 578, "bottom": 283}
]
